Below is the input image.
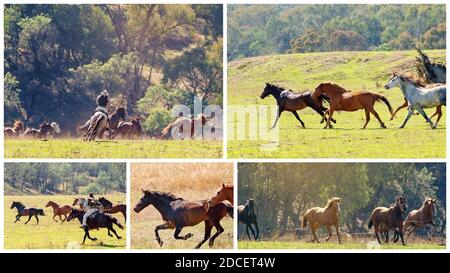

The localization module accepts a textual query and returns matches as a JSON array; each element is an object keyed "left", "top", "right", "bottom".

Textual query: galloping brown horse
[
  {"left": 404, "top": 198, "right": 437, "bottom": 241},
  {"left": 4, "top": 120, "right": 25, "bottom": 137},
  {"left": 46, "top": 201, "right": 72, "bottom": 222},
  {"left": 134, "top": 190, "right": 232, "bottom": 249},
  {"left": 302, "top": 197, "right": 342, "bottom": 243},
  {"left": 260, "top": 83, "right": 335, "bottom": 129},
  {"left": 22, "top": 122, "right": 54, "bottom": 138},
  {"left": 312, "top": 83, "right": 393, "bottom": 129},
  {"left": 161, "top": 114, "right": 208, "bottom": 139},
  {"left": 112, "top": 118, "right": 142, "bottom": 139},
  {"left": 98, "top": 197, "right": 127, "bottom": 222},
  {"left": 208, "top": 184, "right": 234, "bottom": 206},
  {"left": 108, "top": 107, "right": 126, "bottom": 136},
  {"left": 368, "top": 196, "right": 407, "bottom": 245}
]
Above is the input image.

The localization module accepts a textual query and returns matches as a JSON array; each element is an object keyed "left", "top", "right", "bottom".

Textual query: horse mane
[
  {"left": 267, "top": 83, "right": 285, "bottom": 92},
  {"left": 13, "top": 201, "right": 25, "bottom": 208},
  {"left": 326, "top": 197, "right": 340, "bottom": 209},
  {"left": 143, "top": 190, "right": 184, "bottom": 201},
  {"left": 320, "top": 83, "right": 349, "bottom": 93},
  {"left": 398, "top": 74, "right": 426, "bottom": 87}
]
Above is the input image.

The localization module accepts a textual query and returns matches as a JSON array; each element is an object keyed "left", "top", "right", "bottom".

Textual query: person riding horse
[
  {"left": 79, "top": 90, "right": 110, "bottom": 133},
  {"left": 82, "top": 193, "right": 102, "bottom": 229}
]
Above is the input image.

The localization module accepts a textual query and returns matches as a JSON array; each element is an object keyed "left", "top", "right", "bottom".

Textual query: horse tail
[
  {"left": 226, "top": 203, "right": 234, "bottom": 219},
  {"left": 374, "top": 94, "right": 394, "bottom": 116},
  {"left": 368, "top": 219, "right": 373, "bottom": 229},
  {"left": 160, "top": 123, "right": 172, "bottom": 139},
  {"left": 302, "top": 211, "right": 309, "bottom": 228},
  {"left": 111, "top": 216, "right": 124, "bottom": 230}
]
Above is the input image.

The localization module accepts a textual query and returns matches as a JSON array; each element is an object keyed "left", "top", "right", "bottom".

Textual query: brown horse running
[
  {"left": 108, "top": 107, "right": 126, "bottom": 137},
  {"left": 4, "top": 120, "right": 25, "bottom": 137},
  {"left": 260, "top": 83, "right": 336, "bottom": 129},
  {"left": 160, "top": 114, "right": 208, "bottom": 139},
  {"left": 22, "top": 122, "right": 54, "bottom": 138},
  {"left": 208, "top": 184, "right": 234, "bottom": 207},
  {"left": 134, "top": 190, "right": 233, "bottom": 249},
  {"left": 98, "top": 197, "right": 127, "bottom": 222},
  {"left": 46, "top": 201, "right": 72, "bottom": 222},
  {"left": 113, "top": 118, "right": 142, "bottom": 139},
  {"left": 404, "top": 198, "right": 437, "bottom": 241},
  {"left": 312, "top": 83, "right": 393, "bottom": 129},
  {"left": 302, "top": 197, "right": 342, "bottom": 244},
  {"left": 368, "top": 196, "right": 407, "bottom": 245}
]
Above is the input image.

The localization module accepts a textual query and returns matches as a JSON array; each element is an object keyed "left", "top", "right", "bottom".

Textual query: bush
[
  {"left": 83, "top": 183, "right": 102, "bottom": 195},
  {"left": 142, "top": 107, "right": 173, "bottom": 137}
]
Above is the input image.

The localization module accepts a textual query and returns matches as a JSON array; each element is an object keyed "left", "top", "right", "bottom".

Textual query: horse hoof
[
  {"left": 158, "top": 241, "right": 164, "bottom": 247},
  {"left": 117, "top": 236, "right": 122, "bottom": 239},
  {"left": 209, "top": 241, "right": 214, "bottom": 248},
  {"left": 92, "top": 238, "right": 97, "bottom": 241}
]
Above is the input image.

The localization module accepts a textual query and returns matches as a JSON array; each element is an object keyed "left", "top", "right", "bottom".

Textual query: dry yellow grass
[{"left": 130, "top": 163, "right": 234, "bottom": 249}]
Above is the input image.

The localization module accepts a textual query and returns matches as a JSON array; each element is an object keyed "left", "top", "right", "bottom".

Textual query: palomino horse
[
  {"left": 312, "top": 83, "right": 393, "bottom": 129},
  {"left": 108, "top": 107, "right": 126, "bottom": 136},
  {"left": 385, "top": 74, "right": 446, "bottom": 129},
  {"left": 404, "top": 198, "right": 437, "bottom": 241},
  {"left": 134, "top": 190, "right": 233, "bottom": 249},
  {"left": 260, "top": 83, "right": 336, "bottom": 129},
  {"left": 46, "top": 201, "right": 71, "bottom": 222},
  {"left": 302, "top": 197, "right": 341, "bottom": 244},
  {"left": 84, "top": 110, "right": 108, "bottom": 141},
  {"left": 368, "top": 196, "right": 407, "bottom": 245},
  {"left": 67, "top": 208, "right": 123, "bottom": 244},
  {"left": 208, "top": 184, "right": 234, "bottom": 206},
  {"left": 4, "top": 120, "right": 25, "bottom": 137},
  {"left": 161, "top": 114, "right": 208, "bottom": 140},
  {"left": 98, "top": 197, "right": 127, "bottom": 222},
  {"left": 113, "top": 118, "right": 142, "bottom": 139},
  {"left": 10, "top": 201, "right": 45, "bottom": 225},
  {"left": 238, "top": 199, "right": 259, "bottom": 241}
]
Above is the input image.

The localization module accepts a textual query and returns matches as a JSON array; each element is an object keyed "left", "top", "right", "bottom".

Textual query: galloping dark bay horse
[
  {"left": 98, "top": 197, "right": 127, "bottom": 222},
  {"left": 11, "top": 201, "right": 45, "bottom": 225},
  {"left": 260, "top": 83, "right": 336, "bottom": 129},
  {"left": 108, "top": 107, "right": 126, "bottom": 137},
  {"left": 238, "top": 199, "right": 259, "bottom": 241},
  {"left": 134, "top": 190, "right": 233, "bottom": 249},
  {"left": 67, "top": 208, "right": 124, "bottom": 244}
]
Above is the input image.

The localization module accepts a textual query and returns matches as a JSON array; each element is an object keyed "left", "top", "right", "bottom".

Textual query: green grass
[
  {"left": 239, "top": 240, "right": 446, "bottom": 250},
  {"left": 4, "top": 139, "right": 222, "bottom": 158},
  {"left": 227, "top": 50, "right": 446, "bottom": 158},
  {"left": 4, "top": 195, "right": 126, "bottom": 249}
]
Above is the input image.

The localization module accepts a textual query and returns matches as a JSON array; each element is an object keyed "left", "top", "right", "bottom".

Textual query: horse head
[
  {"left": 395, "top": 196, "right": 408, "bottom": 213},
  {"left": 208, "top": 183, "right": 233, "bottom": 207},
  {"left": 134, "top": 189, "right": 156, "bottom": 213},
  {"left": 45, "top": 201, "right": 54, "bottom": 208},
  {"left": 327, "top": 197, "right": 341, "bottom": 212},
  {"left": 424, "top": 198, "right": 437, "bottom": 216},
  {"left": 67, "top": 208, "right": 83, "bottom": 222},
  {"left": 385, "top": 74, "right": 403, "bottom": 89}
]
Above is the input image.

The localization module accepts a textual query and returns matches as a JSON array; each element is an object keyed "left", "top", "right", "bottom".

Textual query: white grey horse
[
  {"left": 84, "top": 111, "right": 108, "bottom": 141},
  {"left": 385, "top": 74, "right": 446, "bottom": 129}
]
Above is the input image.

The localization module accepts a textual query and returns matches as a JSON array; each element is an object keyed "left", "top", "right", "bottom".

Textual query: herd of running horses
[
  {"left": 240, "top": 196, "right": 438, "bottom": 246},
  {"left": 261, "top": 48, "right": 446, "bottom": 130},
  {"left": 10, "top": 196, "right": 126, "bottom": 244}
]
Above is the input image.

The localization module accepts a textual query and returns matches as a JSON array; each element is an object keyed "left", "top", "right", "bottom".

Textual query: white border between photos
[{"left": 0, "top": 0, "right": 448, "bottom": 254}]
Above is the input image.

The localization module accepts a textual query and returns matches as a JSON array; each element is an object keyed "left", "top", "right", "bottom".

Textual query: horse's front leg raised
[
  {"left": 14, "top": 215, "right": 21, "bottom": 223},
  {"left": 155, "top": 222, "right": 171, "bottom": 247}
]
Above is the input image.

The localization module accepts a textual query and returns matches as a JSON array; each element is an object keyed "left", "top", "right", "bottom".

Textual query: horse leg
[
  {"left": 109, "top": 226, "right": 121, "bottom": 239},
  {"left": 155, "top": 223, "right": 170, "bottom": 247},
  {"left": 362, "top": 108, "right": 371, "bottom": 129},
  {"left": 415, "top": 107, "right": 436, "bottom": 129},
  {"left": 248, "top": 224, "right": 257, "bottom": 241},
  {"left": 312, "top": 226, "right": 320, "bottom": 243},
  {"left": 195, "top": 220, "right": 213, "bottom": 249},
  {"left": 370, "top": 108, "right": 386, "bottom": 128},
  {"left": 374, "top": 226, "right": 382, "bottom": 244},
  {"left": 209, "top": 221, "right": 224, "bottom": 248},
  {"left": 24, "top": 215, "right": 32, "bottom": 224},
  {"left": 384, "top": 230, "right": 389, "bottom": 243},
  {"left": 335, "top": 224, "right": 341, "bottom": 244},
  {"left": 84, "top": 227, "right": 97, "bottom": 241},
  {"left": 391, "top": 99, "right": 408, "bottom": 120},
  {"left": 291, "top": 111, "right": 305, "bottom": 128},
  {"left": 399, "top": 230, "right": 406, "bottom": 246},
  {"left": 246, "top": 224, "right": 252, "bottom": 240},
  {"left": 52, "top": 215, "right": 58, "bottom": 222},
  {"left": 174, "top": 227, "right": 193, "bottom": 240},
  {"left": 271, "top": 106, "right": 283, "bottom": 129},
  {"left": 433, "top": 105, "right": 442, "bottom": 126},
  {"left": 14, "top": 215, "right": 21, "bottom": 223},
  {"left": 325, "top": 226, "right": 332, "bottom": 242},
  {"left": 254, "top": 220, "right": 260, "bottom": 241},
  {"left": 324, "top": 109, "right": 334, "bottom": 129},
  {"left": 59, "top": 214, "right": 64, "bottom": 222},
  {"left": 35, "top": 215, "right": 39, "bottom": 225},
  {"left": 399, "top": 107, "right": 414, "bottom": 129}
]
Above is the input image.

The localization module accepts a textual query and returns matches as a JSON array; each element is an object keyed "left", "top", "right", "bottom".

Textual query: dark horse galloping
[
  {"left": 10, "top": 201, "right": 45, "bottom": 225},
  {"left": 98, "top": 197, "right": 127, "bottom": 222},
  {"left": 134, "top": 190, "right": 233, "bottom": 249},
  {"left": 67, "top": 208, "right": 124, "bottom": 244},
  {"left": 260, "top": 82, "right": 336, "bottom": 129},
  {"left": 108, "top": 107, "right": 126, "bottom": 137},
  {"left": 238, "top": 199, "right": 259, "bottom": 241}
]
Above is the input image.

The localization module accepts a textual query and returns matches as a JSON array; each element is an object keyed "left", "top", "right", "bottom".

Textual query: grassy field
[
  {"left": 4, "top": 139, "right": 222, "bottom": 158},
  {"left": 239, "top": 236, "right": 446, "bottom": 250},
  {"left": 131, "top": 163, "right": 234, "bottom": 249},
  {"left": 4, "top": 195, "right": 126, "bottom": 249},
  {"left": 228, "top": 50, "right": 446, "bottom": 158}
]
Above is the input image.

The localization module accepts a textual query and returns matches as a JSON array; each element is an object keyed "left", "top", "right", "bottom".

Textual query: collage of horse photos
[{"left": 1, "top": 1, "right": 448, "bottom": 260}]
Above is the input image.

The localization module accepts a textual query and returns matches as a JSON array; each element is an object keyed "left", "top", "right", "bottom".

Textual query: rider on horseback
[
  {"left": 79, "top": 90, "right": 110, "bottom": 134},
  {"left": 81, "top": 193, "right": 101, "bottom": 229}
]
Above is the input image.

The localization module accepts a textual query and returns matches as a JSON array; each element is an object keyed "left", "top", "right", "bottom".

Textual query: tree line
[
  {"left": 4, "top": 4, "right": 223, "bottom": 135},
  {"left": 238, "top": 163, "right": 445, "bottom": 238},
  {"left": 228, "top": 4, "right": 445, "bottom": 60},
  {"left": 4, "top": 163, "right": 126, "bottom": 195}
]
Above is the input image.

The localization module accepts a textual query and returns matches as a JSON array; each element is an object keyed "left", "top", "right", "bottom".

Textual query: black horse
[
  {"left": 10, "top": 201, "right": 45, "bottom": 225},
  {"left": 260, "top": 82, "right": 336, "bottom": 129},
  {"left": 98, "top": 197, "right": 113, "bottom": 209},
  {"left": 238, "top": 199, "right": 259, "bottom": 241},
  {"left": 108, "top": 107, "right": 126, "bottom": 137},
  {"left": 67, "top": 208, "right": 123, "bottom": 244}
]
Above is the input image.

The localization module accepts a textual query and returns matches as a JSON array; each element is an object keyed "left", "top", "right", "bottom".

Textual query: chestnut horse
[
  {"left": 302, "top": 197, "right": 341, "bottom": 243},
  {"left": 113, "top": 118, "right": 142, "bottom": 139},
  {"left": 312, "top": 83, "right": 393, "bottom": 129},
  {"left": 134, "top": 190, "right": 233, "bottom": 249},
  {"left": 208, "top": 184, "right": 233, "bottom": 206},
  {"left": 404, "top": 198, "right": 437, "bottom": 241},
  {"left": 22, "top": 122, "right": 54, "bottom": 138},
  {"left": 4, "top": 120, "right": 25, "bottom": 137},
  {"left": 260, "top": 83, "right": 336, "bottom": 129},
  {"left": 368, "top": 196, "right": 407, "bottom": 245},
  {"left": 161, "top": 114, "right": 208, "bottom": 139},
  {"left": 46, "top": 201, "right": 71, "bottom": 222}
]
